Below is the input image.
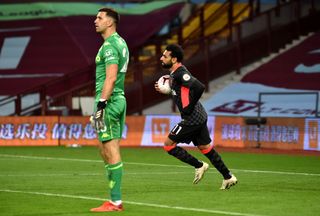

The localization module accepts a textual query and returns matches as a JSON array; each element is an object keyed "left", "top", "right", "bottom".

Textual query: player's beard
[{"left": 161, "top": 61, "right": 173, "bottom": 69}]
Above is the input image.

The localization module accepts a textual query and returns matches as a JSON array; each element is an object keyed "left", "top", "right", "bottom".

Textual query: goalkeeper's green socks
[{"left": 105, "top": 162, "right": 123, "bottom": 202}]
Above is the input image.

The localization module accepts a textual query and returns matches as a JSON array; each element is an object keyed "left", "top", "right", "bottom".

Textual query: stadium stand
[
  {"left": 202, "top": 32, "right": 320, "bottom": 118},
  {"left": 0, "top": 1, "right": 185, "bottom": 115},
  {"left": 0, "top": 0, "right": 319, "bottom": 116},
  {"left": 145, "top": 32, "right": 320, "bottom": 116}
]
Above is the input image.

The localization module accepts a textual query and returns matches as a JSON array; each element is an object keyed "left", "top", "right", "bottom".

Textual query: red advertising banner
[
  {"left": 253, "top": 117, "right": 304, "bottom": 150},
  {"left": 304, "top": 118, "right": 320, "bottom": 151},
  {"left": 0, "top": 116, "right": 145, "bottom": 147},
  {"left": 141, "top": 115, "right": 178, "bottom": 147},
  {"left": 57, "top": 117, "right": 98, "bottom": 146},
  {"left": 214, "top": 116, "right": 246, "bottom": 148},
  {"left": 214, "top": 116, "right": 305, "bottom": 150},
  {"left": 0, "top": 116, "right": 59, "bottom": 146},
  {"left": 0, "top": 116, "right": 318, "bottom": 151},
  {"left": 122, "top": 116, "right": 145, "bottom": 146},
  {"left": 151, "top": 117, "right": 171, "bottom": 143}
]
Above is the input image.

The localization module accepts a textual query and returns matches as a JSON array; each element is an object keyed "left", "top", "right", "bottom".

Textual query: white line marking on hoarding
[
  {"left": 0, "top": 189, "right": 266, "bottom": 216},
  {"left": 0, "top": 154, "right": 319, "bottom": 177}
]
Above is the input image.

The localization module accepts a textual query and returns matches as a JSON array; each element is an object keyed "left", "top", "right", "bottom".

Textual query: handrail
[
  {"left": 0, "top": 96, "right": 17, "bottom": 106},
  {"left": 0, "top": 63, "right": 94, "bottom": 115}
]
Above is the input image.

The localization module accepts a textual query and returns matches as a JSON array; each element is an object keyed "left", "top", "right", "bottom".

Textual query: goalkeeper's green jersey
[{"left": 95, "top": 32, "right": 129, "bottom": 102}]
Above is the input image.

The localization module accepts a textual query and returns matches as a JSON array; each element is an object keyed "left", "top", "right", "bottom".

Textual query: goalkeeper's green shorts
[{"left": 98, "top": 94, "right": 126, "bottom": 142}]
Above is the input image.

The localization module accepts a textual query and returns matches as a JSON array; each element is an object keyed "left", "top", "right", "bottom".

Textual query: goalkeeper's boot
[
  {"left": 220, "top": 174, "right": 238, "bottom": 190},
  {"left": 90, "top": 201, "right": 123, "bottom": 212},
  {"left": 193, "top": 162, "right": 209, "bottom": 184}
]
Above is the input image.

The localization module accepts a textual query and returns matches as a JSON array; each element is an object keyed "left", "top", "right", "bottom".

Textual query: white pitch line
[
  {"left": 0, "top": 171, "right": 191, "bottom": 177},
  {"left": 0, "top": 154, "right": 101, "bottom": 163},
  {"left": 0, "top": 154, "right": 319, "bottom": 177},
  {"left": 0, "top": 189, "right": 266, "bottom": 216},
  {"left": 0, "top": 173, "right": 101, "bottom": 177},
  {"left": 231, "top": 169, "right": 320, "bottom": 176}
]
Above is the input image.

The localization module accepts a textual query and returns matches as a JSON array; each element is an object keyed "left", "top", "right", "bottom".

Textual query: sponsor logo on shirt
[
  {"left": 105, "top": 49, "right": 116, "bottom": 61},
  {"left": 104, "top": 49, "right": 113, "bottom": 57},
  {"left": 182, "top": 73, "right": 191, "bottom": 81},
  {"left": 102, "top": 133, "right": 109, "bottom": 138}
]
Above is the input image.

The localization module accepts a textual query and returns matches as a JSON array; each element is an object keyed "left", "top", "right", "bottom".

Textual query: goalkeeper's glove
[
  {"left": 93, "top": 99, "right": 107, "bottom": 132},
  {"left": 89, "top": 114, "right": 95, "bottom": 128}
]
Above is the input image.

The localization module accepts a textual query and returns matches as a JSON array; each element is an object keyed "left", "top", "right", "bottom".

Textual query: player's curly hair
[{"left": 165, "top": 44, "right": 184, "bottom": 62}]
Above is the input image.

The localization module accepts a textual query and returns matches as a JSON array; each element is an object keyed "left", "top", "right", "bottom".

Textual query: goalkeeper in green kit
[{"left": 90, "top": 7, "right": 129, "bottom": 212}]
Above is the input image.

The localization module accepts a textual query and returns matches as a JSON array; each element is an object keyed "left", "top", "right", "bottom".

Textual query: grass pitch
[{"left": 0, "top": 146, "right": 319, "bottom": 216}]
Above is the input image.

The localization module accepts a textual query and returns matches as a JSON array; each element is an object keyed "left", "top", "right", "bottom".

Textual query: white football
[{"left": 157, "top": 75, "right": 171, "bottom": 94}]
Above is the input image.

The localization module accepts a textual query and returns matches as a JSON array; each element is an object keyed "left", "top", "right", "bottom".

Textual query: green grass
[{"left": 0, "top": 146, "right": 319, "bottom": 216}]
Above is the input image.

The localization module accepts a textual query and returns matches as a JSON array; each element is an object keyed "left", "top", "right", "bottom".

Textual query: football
[{"left": 157, "top": 75, "right": 171, "bottom": 94}]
